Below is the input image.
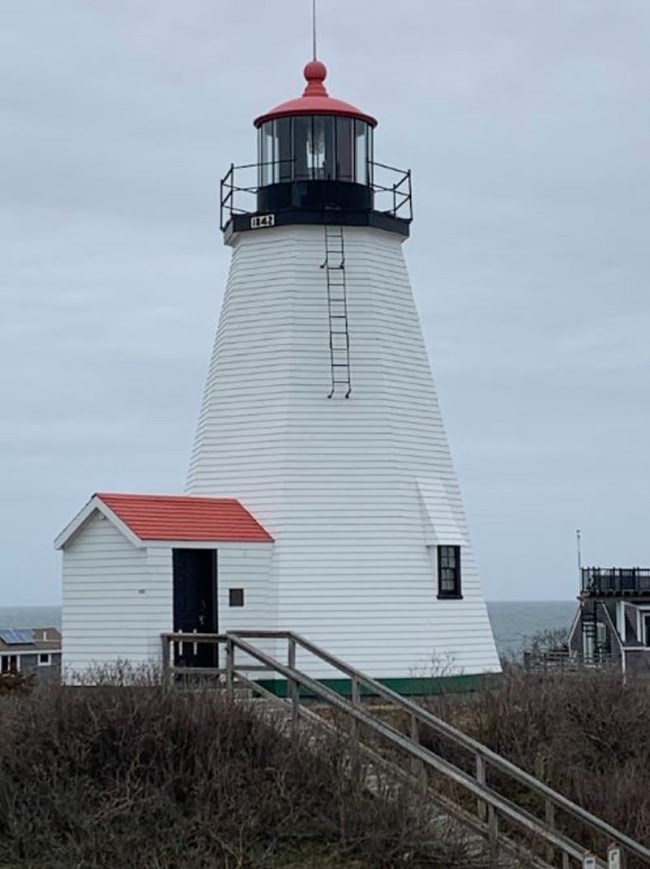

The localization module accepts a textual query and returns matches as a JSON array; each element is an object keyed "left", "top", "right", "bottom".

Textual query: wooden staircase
[{"left": 162, "top": 630, "right": 650, "bottom": 869}]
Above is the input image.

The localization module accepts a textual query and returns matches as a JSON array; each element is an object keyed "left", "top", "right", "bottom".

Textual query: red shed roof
[
  {"left": 96, "top": 493, "right": 273, "bottom": 543},
  {"left": 254, "top": 59, "right": 377, "bottom": 128}
]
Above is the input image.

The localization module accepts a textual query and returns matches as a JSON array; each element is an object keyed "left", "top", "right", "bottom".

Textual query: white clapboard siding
[
  {"left": 62, "top": 511, "right": 172, "bottom": 677},
  {"left": 187, "top": 224, "right": 500, "bottom": 680},
  {"left": 217, "top": 546, "right": 277, "bottom": 667}
]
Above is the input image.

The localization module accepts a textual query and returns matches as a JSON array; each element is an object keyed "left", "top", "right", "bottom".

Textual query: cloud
[{"left": 1, "top": 0, "right": 649, "bottom": 603}]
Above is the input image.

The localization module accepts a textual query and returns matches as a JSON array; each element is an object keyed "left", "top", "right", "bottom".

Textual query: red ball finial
[
  {"left": 304, "top": 59, "right": 327, "bottom": 83},
  {"left": 303, "top": 60, "right": 328, "bottom": 96}
]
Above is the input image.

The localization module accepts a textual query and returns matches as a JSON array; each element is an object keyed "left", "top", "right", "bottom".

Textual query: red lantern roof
[{"left": 254, "top": 60, "right": 377, "bottom": 128}]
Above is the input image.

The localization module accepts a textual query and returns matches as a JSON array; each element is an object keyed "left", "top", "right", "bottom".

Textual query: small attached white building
[{"left": 55, "top": 493, "right": 274, "bottom": 679}]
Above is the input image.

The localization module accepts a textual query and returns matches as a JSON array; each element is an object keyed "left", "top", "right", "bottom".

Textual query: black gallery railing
[
  {"left": 220, "top": 159, "right": 413, "bottom": 231},
  {"left": 582, "top": 567, "right": 650, "bottom": 595}
]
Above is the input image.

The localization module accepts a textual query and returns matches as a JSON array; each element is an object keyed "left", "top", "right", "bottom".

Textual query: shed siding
[
  {"left": 62, "top": 511, "right": 172, "bottom": 677},
  {"left": 187, "top": 225, "right": 500, "bottom": 679},
  {"left": 217, "top": 546, "right": 276, "bottom": 665}
]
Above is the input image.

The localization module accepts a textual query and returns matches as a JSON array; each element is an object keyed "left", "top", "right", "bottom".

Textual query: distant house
[
  {"left": 568, "top": 567, "right": 650, "bottom": 675},
  {"left": 55, "top": 492, "right": 274, "bottom": 679},
  {"left": 0, "top": 627, "right": 62, "bottom": 683}
]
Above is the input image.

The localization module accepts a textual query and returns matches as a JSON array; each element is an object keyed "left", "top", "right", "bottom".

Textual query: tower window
[{"left": 437, "top": 546, "right": 462, "bottom": 599}]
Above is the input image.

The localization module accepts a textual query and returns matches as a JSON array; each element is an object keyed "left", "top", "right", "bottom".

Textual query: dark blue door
[{"left": 172, "top": 549, "right": 217, "bottom": 667}]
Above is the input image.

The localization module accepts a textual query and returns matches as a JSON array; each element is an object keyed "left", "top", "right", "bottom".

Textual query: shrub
[
  {"left": 424, "top": 663, "right": 650, "bottom": 849},
  {"left": 0, "top": 679, "right": 482, "bottom": 868},
  {"left": 0, "top": 672, "right": 36, "bottom": 695}
]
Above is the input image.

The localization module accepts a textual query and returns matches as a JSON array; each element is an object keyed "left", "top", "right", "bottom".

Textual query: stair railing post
[
  {"left": 349, "top": 676, "right": 361, "bottom": 778},
  {"left": 545, "top": 798, "right": 556, "bottom": 866},
  {"left": 288, "top": 636, "right": 299, "bottom": 734},
  {"left": 608, "top": 844, "right": 625, "bottom": 869},
  {"left": 476, "top": 754, "right": 487, "bottom": 823},
  {"left": 409, "top": 714, "right": 427, "bottom": 791},
  {"left": 225, "top": 637, "right": 234, "bottom": 699},
  {"left": 488, "top": 804, "right": 499, "bottom": 867},
  {"left": 161, "top": 634, "right": 171, "bottom": 689}
]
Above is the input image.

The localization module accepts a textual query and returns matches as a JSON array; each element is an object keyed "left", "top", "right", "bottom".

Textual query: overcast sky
[{"left": 2, "top": 1, "right": 649, "bottom": 605}]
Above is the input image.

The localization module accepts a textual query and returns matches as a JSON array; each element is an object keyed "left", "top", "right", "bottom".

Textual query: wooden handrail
[
  {"left": 229, "top": 635, "right": 587, "bottom": 865},
  {"left": 161, "top": 629, "right": 650, "bottom": 867},
  {"left": 277, "top": 632, "right": 647, "bottom": 862}
]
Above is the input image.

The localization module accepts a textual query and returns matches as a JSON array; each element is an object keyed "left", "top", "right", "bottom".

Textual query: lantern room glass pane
[
  {"left": 260, "top": 122, "right": 275, "bottom": 185},
  {"left": 355, "top": 120, "right": 371, "bottom": 185},
  {"left": 336, "top": 117, "right": 354, "bottom": 182},
  {"left": 276, "top": 117, "right": 292, "bottom": 182},
  {"left": 309, "top": 116, "right": 336, "bottom": 179},
  {"left": 293, "top": 116, "right": 310, "bottom": 180}
]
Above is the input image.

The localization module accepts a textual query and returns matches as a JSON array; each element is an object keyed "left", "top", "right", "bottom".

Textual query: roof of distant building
[{"left": 0, "top": 627, "right": 61, "bottom": 653}]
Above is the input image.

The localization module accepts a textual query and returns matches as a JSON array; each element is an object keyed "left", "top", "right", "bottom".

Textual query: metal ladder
[{"left": 321, "top": 224, "right": 351, "bottom": 398}]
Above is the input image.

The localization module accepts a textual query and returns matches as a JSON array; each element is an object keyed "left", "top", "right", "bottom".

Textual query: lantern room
[
  {"left": 255, "top": 60, "right": 375, "bottom": 188},
  {"left": 220, "top": 59, "right": 412, "bottom": 239}
]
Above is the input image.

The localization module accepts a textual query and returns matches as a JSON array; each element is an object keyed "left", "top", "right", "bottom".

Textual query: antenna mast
[{"left": 312, "top": 0, "right": 318, "bottom": 59}]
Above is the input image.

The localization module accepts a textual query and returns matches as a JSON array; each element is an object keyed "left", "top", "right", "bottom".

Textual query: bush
[
  {"left": 0, "top": 672, "right": 36, "bottom": 695},
  {"left": 424, "top": 663, "right": 650, "bottom": 849},
  {"left": 0, "top": 679, "right": 480, "bottom": 868}
]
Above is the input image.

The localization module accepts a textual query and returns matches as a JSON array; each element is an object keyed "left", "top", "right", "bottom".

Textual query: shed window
[
  {"left": 39, "top": 653, "right": 51, "bottom": 666},
  {"left": 437, "top": 546, "right": 462, "bottom": 599},
  {"left": 229, "top": 588, "right": 245, "bottom": 608}
]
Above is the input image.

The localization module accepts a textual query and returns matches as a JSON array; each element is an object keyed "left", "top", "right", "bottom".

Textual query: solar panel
[{"left": 0, "top": 629, "right": 35, "bottom": 645}]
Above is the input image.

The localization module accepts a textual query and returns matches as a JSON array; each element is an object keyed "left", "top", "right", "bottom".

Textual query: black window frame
[{"left": 437, "top": 545, "right": 462, "bottom": 600}]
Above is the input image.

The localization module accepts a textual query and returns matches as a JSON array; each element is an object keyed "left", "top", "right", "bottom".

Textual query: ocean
[{"left": 0, "top": 600, "right": 577, "bottom": 659}]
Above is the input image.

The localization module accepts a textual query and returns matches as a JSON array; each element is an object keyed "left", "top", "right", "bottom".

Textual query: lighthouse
[
  {"left": 56, "top": 55, "right": 499, "bottom": 689},
  {"left": 186, "top": 58, "right": 500, "bottom": 686}
]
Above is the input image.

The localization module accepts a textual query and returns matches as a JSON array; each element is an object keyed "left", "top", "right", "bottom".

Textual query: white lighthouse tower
[{"left": 186, "top": 58, "right": 500, "bottom": 688}]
